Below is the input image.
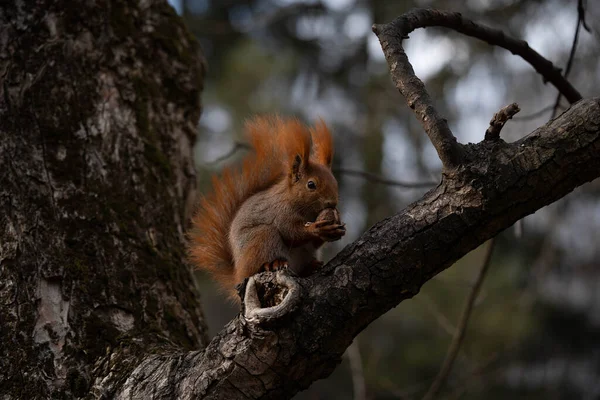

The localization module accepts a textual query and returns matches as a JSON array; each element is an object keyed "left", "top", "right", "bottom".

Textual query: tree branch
[
  {"left": 206, "top": 148, "right": 439, "bottom": 189},
  {"left": 108, "top": 98, "right": 600, "bottom": 399},
  {"left": 371, "top": 8, "right": 582, "bottom": 172},
  {"left": 419, "top": 294, "right": 457, "bottom": 337},
  {"left": 578, "top": 0, "right": 591, "bottom": 32},
  {"left": 551, "top": 0, "right": 587, "bottom": 118},
  {"left": 373, "top": 9, "right": 581, "bottom": 105},
  {"left": 372, "top": 16, "right": 465, "bottom": 171},
  {"left": 206, "top": 141, "right": 250, "bottom": 165}
]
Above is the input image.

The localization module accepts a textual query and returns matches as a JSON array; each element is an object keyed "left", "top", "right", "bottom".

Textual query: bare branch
[
  {"left": 446, "top": 350, "right": 505, "bottom": 400},
  {"left": 209, "top": 149, "right": 439, "bottom": 190},
  {"left": 206, "top": 141, "right": 250, "bottom": 165},
  {"left": 551, "top": 1, "right": 587, "bottom": 118},
  {"left": 372, "top": 18, "right": 465, "bottom": 171},
  {"left": 372, "top": 7, "right": 583, "bottom": 172},
  {"left": 423, "top": 239, "right": 496, "bottom": 400},
  {"left": 484, "top": 103, "right": 520, "bottom": 141},
  {"left": 419, "top": 294, "right": 457, "bottom": 337},
  {"left": 579, "top": 0, "right": 591, "bottom": 33},
  {"left": 335, "top": 168, "right": 438, "bottom": 189}
]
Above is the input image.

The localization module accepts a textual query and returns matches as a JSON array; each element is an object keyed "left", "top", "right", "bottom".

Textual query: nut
[{"left": 316, "top": 207, "right": 340, "bottom": 224}]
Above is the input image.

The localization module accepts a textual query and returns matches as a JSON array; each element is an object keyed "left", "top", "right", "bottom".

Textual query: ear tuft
[
  {"left": 310, "top": 118, "right": 333, "bottom": 168},
  {"left": 292, "top": 154, "right": 302, "bottom": 182},
  {"left": 277, "top": 118, "right": 312, "bottom": 182}
]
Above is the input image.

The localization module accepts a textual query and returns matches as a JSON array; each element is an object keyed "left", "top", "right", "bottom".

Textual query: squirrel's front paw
[
  {"left": 261, "top": 258, "right": 289, "bottom": 272},
  {"left": 305, "top": 220, "right": 346, "bottom": 242}
]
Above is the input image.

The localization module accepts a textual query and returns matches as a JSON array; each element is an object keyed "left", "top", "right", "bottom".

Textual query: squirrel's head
[
  {"left": 289, "top": 159, "right": 338, "bottom": 218},
  {"left": 280, "top": 118, "right": 338, "bottom": 220}
]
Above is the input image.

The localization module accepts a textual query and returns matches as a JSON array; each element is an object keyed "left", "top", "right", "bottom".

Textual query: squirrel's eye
[{"left": 307, "top": 180, "right": 317, "bottom": 190}]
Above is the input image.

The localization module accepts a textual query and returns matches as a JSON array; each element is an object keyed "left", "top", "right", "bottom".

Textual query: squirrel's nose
[{"left": 324, "top": 200, "right": 337, "bottom": 208}]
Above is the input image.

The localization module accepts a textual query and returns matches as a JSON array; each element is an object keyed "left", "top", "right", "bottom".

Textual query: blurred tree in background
[{"left": 174, "top": 0, "right": 600, "bottom": 398}]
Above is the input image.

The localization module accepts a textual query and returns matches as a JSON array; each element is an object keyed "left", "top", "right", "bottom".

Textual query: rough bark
[
  {"left": 1, "top": 2, "right": 600, "bottom": 400},
  {"left": 0, "top": 0, "right": 207, "bottom": 398}
]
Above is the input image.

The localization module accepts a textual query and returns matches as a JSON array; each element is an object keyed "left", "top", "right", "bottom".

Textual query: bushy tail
[{"left": 187, "top": 115, "right": 313, "bottom": 290}]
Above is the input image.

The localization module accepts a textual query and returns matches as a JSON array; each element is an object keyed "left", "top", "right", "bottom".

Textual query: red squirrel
[{"left": 188, "top": 116, "right": 346, "bottom": 299}]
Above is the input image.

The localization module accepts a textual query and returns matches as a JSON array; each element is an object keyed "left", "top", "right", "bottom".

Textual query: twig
[
  {"left": 335, "top": 168, "right": 438, "bottom": 189},
  {"left": 579, "top": 0, "right": 591, "bottom": 33},
  {"left": 422, "top": 238, "right": 496, "bottom": 400},
  {"left": 206, "top": 141, "right": 250, "bottom": 165},
  {"left": 551, "top": 0, "right": 586, "bottom": 118},
  {"left": 206, "top": 145, "right": 437, "bottom": 190},
  {"left": 484, "top": 103, "right": 520, "bottom": 141},
  {"left": 207, "top": 146, "right": 438, "bottom": 189},
  {"left": 372, "top": 10, "right": 582, "bottom": 148},
  {"left": 346, "top": 339, "right": 367, "bottom": 400},
  {"left": 446, "top": 350, "right": 504, "bottom": 400},
  {"left": 419, "top": 294, "right": 456, "bottom": 336}
]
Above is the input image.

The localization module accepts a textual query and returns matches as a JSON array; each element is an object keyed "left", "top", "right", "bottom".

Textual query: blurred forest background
[{"left": 169, "top": 0, "right": 600, "bottom": 398}]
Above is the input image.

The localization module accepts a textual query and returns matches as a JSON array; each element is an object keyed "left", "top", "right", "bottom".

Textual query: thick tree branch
[{"left": 110, "top": 98, "right": 600, "bottom": 399}]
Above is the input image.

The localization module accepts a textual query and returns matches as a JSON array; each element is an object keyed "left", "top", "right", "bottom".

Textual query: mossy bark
[{"left": 0, "top": 0, "right": 207, "bottom": 398}]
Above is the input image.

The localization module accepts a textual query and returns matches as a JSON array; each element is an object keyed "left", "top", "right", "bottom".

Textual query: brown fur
[{"left": 188, "top": 115, "right": 343, "bottom": 299}]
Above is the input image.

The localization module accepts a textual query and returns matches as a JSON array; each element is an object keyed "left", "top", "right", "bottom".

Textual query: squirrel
[{"left": 188, "top": 115, "right": 346, "bottom": 299}]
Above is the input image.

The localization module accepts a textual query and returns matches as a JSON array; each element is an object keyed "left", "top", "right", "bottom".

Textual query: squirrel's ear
[
  {"left": 291, "top": 154, "right": 303, "bottom": 182},
  {"left": 310, "top": 118, "right": 333, "bottom": 168},
  {"left": 278, "top": 118, "right": 312, "bottom": 183}
]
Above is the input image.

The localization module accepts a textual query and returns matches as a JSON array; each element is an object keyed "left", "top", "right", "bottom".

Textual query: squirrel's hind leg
[{"left": 232, "top": 226, "right": 289, "bottom": 285}]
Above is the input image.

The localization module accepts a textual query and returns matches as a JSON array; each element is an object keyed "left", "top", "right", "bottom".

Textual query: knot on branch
[
  {"left": 243, "top": 271, "right": 301, "bottom": 325},
  {"left": 484, "top": 103, "right": 520, "bottom": 141}
]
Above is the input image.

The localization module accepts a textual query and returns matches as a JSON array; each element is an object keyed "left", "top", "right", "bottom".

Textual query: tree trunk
[
  {"left": 2, "top": 1, "right": 600, "bottom": 400},
  {"left": 0, "top": 1, "right": 207, "bottom": 398}
]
